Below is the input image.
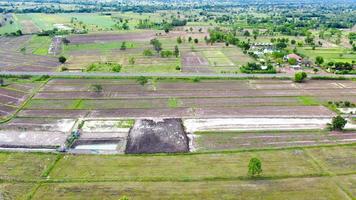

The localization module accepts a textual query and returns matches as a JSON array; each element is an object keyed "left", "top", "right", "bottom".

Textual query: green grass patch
[
  {"left": 0, "top": 152, "right": 57, "bottom": 181},
  {"left": 24, "top": 35, "right": 52, "bottom": 55},
  {"left": 32, "top": 177, "right": 347, "bottom": 200},
  {"left": 0, "top": 183, "right": 35, "bottom": 200},
  {"left": 298, "top": 96, "right": 320, "bottom": 106},
  {"left": 49, "top": 149, "right": 321, "bottom": 181},
  {"left": 85, "top": 62, "right": 122, "bottom": 73},
  {"left": 25, "top": 99, "right": 78, "bottom": 110},
  {"left": 115, "top": 119, "right": 135, "bottom": 128},
  {"left": 167, "top": 98, "right": 180, "bottom": 108},
  {"left": 306, "top": 146, "right": 356, "bottom": 174},
  {"left": 203, "top": 50, "right": 235, "bottom": 67},
  {"left": 63, "top": 41, "right": 136, "bottom": 54}
]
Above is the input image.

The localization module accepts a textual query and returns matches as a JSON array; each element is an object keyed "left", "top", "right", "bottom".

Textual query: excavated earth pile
[{"left": 125, "top": 118, "right": 189, "bottom": 154}]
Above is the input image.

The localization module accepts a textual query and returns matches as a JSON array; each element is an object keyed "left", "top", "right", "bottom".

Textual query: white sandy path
[
  {"left": 183, "top": 118, "right": 333, "bottom": 132},
  {"left": 82, "top": 120, "right": 131, "bottom": 133}
]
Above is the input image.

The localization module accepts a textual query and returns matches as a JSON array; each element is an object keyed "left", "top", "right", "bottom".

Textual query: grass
[
  {"left": 0, "top": 145, "right": 354, "bottom": 199},
  {"left": 0, "top": 183, "right": 34, "bottom": 200},
  {"left": 167, "top": 97, "right": 180, "bottom": 108},
  {"left": 203, "top": 50, "right": 235, "bottom": 67},
  {"left": 24, "top": 35, "right": 52, "bottom": 56},
  {"left": 297, "top": 47, "right": 356, "bottom": 63},
  {"left": 194, "top": 130, "right": 328, "bottom": 152},
  {"left": 32, "top": 177, "right": 348, "bottom": 200},
  {"left": 306, "top": 146, "right": 356, "bottom": 174},
  {"left": 0, "top": 152, "right": 57, "bottom": 181},
  {"left": 48, "top": 149, "right": 321, "bottom": 181},
  {"left": 85, "top": 62, "right": 122, "bottom": 73},
  {"left": 115, "top": 119, "right": 135, "bottom": 128},
  {"left": 63, "top": 41, "right": 136, "bottom": 54},
  {"left": 24, "top": 99, "right": 78, "bottom": 110},
  {"left": 0, "top": 14, "right": 22, "bottom": 35},
  {"left": 298, "top": 96, "right": 320, "bottom": 106}
]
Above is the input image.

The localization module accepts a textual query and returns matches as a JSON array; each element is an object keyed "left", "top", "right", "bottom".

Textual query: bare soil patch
[
  {"left": 125, "top": 118, "right": 189, "bottom": 154},
  {"left": 67, "top": 32, "right": 155, "bottom": 44}
]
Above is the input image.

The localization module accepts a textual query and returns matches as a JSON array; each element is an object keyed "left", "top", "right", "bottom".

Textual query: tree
[
  {"left": 315, "top": 56, "right": 324, "bottom": 66},
  {"left": 188, "top": 36, "right": 192, "bottom": 43},
  {"left": 150, "top": 38, "right": 162, "bottom": 53},
  {"left": 194, "top": 38, "right": 199, "bottom": 44},
  {"left": 243, "top": 30, "right": 250, "bottom": 37},
  {"left": 58, "top": 56, "right": 67, "bottom": 64},
  {"left": 330, "top": 116, "right": 347, "bottom": 131},
  {"left": 137, "top": 76, "right": 148, "bottom": 86},
  {"left": 174, "top": 45, "right": 179, "bottom": 57},
  {"left": 248, "top": 157, "right": 262, "bottom": 177},
  {"left": 120, "top": 42, "right": 127, "bottom": 50},
  {"left": 276, "top": 42, "right": 287, "bottom": 49},
  {"left": 62, "top": 38, "right": 70, "bottom": 45},
  {"left": 177, "top": 37, "right": 182, "bottom": 44},
  {"left": 294, "top": 72, "right": 307, "bottom": 83}
]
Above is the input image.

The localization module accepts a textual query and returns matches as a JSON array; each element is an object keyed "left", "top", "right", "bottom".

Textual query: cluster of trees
[
  {"left": 1, "top": 30, "right": 22, "bottom": 37},
  {"left": 208, "top": 28, "right": 250, "bottom": 50},
  {"left": 136, "top": 18, "right": 186, "bottom": 32},
  {"left": 37, "top": 28, "right": 71, "bottom": 36},
  {"left": 149, "top": 39, "right": 180, "bottom": 58},
  {"left": 240, "top": 63, "right": 276, "bottom": 74},
  {"left": 328, "top": 62, "right": 354, "bottom": 71}
]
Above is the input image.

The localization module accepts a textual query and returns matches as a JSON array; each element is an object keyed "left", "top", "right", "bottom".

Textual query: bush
[
  {"left": 294, "top": 72, "right": 307, "bottom": 83},
  {"left": 288, "top": 58, "right": 297, "bottom": 65},
  {"left": 248, "top": 157, "right": 262, "bottom": 177},
  {"left": 112, "top": 64, "right": 121, "bottom": 72},
  {"left": 160, "top": 50, "right": 173, "bottom": 58},
  {"left": 58, "top": 56, "right": 67, "bottom": 64},
  {"left": 90, "top": 84, "right": 103, "bottom": 93},
  {"left": 137, "top": 76, "right": 148, "bottom": 86},
  {"left": 330, "top": 115, "right": 347, "bottom": 131},
  {"left": 143, "top": 49, "right": 153, "bottom": 56}
]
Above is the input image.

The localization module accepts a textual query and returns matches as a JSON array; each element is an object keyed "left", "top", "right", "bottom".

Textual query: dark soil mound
[{"left": 125, "top": 118, "right": 189, "bottom": 154}]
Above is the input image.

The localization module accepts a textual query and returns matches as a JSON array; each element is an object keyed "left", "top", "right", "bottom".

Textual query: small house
[{"left": 284, "top": 54, "right": 303, "bottom": 63}]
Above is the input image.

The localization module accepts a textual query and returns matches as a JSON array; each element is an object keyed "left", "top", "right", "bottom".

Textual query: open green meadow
[{"left": 0, "top": 145, "right": 354, "bottom": 199}]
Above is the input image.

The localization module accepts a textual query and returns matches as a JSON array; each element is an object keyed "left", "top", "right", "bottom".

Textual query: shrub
[
  {"left": 294, "top": 72, "right": 307, "bottom": 83},
  {"left": 90, "top": 84, "right": 103, "bottom": 93},
  {"left": 137, "top": 76, "right": 148, "bottom": 86},
  {"left": 143, "top": 49, "right": 153, "bottom": 56},
  {"left": 288, "top": 58, "right": 297, "bottom": 65},
  {"left": 58, "top": 56, "right": 67, "bottom": 64},
  {"left": 160, "top": 50, "right": 173, "bottom": 58},
  {"left": 248, "top": 157, "right": 262, "bottom": 177},
  {"left": 112, "top": 64, "right": 121, "bottom": 72},
  {"left": 330, "top": 115, "right": 347, "bottom": 131}
]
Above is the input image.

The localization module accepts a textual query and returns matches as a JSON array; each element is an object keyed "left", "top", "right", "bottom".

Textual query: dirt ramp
[{"left": 125, "top": 119, "right": 189, "bottom": 154}]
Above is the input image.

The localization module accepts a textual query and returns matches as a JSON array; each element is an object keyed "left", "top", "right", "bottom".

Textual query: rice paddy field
[
  {"left": 2, "top": 75, "right": 354, "bottom": 178},
  {"left": 0, "top": 3, "right": 355, "bottom": 199}
]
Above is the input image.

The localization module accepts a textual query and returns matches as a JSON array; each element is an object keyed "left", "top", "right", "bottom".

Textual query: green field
[
  {"left": 24, "top": 35, "right": 52, "bottom": 55},
  {"left": 298, "top": 47, "right": 356, "bottom": 63},
  {"left": 0, "top": 145, "right": 354, "bottom": 199},
  {"left": 203, "top": 50, "right": 235, "bottom": 66}
]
